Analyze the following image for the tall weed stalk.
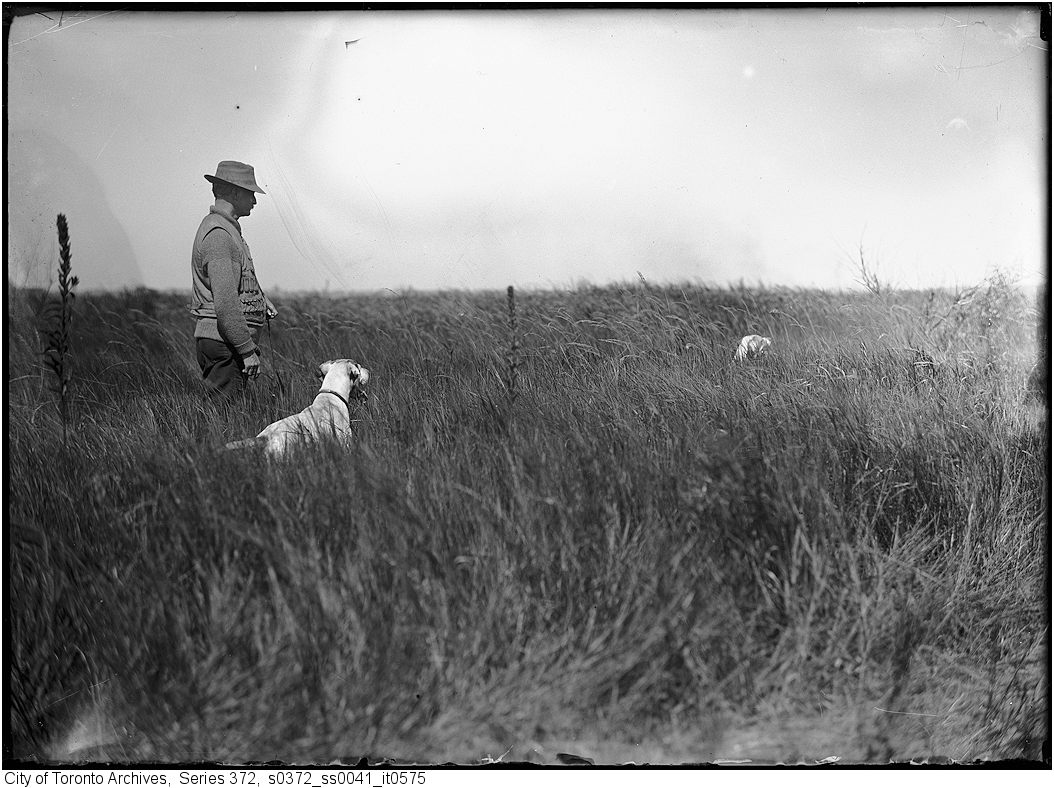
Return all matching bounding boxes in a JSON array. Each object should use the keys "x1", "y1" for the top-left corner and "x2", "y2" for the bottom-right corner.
[
  {"x1": 39, "y1": 214, "x2": 79, "y2": 446},
  {"x1": 504, "y1": 285, "x2": 520, "y2": 409}
]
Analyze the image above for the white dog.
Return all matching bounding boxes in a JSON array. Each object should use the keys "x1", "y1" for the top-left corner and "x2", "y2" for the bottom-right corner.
[
  {"x1": 734, "y1": 334, "x2": 772, "y2": 362},
  {"x1": 226, "y1": 359, "x2": 369, "y2": 457}
]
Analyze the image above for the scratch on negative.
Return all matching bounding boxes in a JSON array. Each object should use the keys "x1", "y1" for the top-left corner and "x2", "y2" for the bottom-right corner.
[
  {"x1": 10, "y1": 9, "x2": 124, "y2": 47},
  {"x1": 873, "y1": 706, "x2": 943, "y2": 717},
  {"x1": 45, "y1": 677, "x2": 115, "y2": 709},
  {"x1": 96, "y1": 125, "x2": 121, "y2": 161}
]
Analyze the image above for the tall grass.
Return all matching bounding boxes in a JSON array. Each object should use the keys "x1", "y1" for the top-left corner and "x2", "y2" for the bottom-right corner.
[{"x1": 4, "y1": 277, "x2": 1047, "y2": 764}]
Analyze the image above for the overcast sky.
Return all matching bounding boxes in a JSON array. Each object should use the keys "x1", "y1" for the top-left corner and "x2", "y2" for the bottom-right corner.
[{"x1": 6, "y1": 6, "x2": 1049, "y2": 293}]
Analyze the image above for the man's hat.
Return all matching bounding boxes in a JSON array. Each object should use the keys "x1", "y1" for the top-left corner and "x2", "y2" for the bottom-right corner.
[{"x1": 204, "y1": 161, "x2": 266, "y2": 194}]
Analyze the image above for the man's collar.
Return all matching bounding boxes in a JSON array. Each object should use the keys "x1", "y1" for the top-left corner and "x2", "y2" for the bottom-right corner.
[{"x1": 210, "y1": 201, "x2": 242, "y2": 232}]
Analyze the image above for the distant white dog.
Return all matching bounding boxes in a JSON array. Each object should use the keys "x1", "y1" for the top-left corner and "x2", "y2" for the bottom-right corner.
[
  {"x1": 226, "y1": 359, "x2": 369, "y2": 457},
  {"x1": 734, "y1": 334, "x2": 772, "y2": 362}
]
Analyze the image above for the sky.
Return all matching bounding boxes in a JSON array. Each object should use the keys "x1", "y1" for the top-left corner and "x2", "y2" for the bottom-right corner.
[{"x1": 5, "y1": 5, "x2": 1049, "y2": 294}]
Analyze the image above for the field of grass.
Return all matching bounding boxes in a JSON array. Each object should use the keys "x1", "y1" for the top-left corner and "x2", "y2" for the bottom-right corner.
[{"x1": 5, "y1": 275, "x2": 1049, "y2": 765}]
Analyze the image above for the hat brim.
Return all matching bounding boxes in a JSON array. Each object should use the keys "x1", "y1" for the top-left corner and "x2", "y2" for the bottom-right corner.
[{"x1": 204, "y1": 174, "x2": 266, "y2": 194}]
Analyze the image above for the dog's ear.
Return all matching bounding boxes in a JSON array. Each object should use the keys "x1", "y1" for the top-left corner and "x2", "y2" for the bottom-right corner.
[{"x1": 317, "y1": 361, "x2": 332, "y2": 380}]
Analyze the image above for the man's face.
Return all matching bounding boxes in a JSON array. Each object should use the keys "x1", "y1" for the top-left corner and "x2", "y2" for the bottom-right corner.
[{"x1": 229, "y1": 185, "x2": 257, "y2": 218}]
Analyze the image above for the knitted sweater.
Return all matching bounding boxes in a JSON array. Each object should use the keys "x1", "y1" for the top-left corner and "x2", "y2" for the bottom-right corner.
[{"x1": 188, "y1": 205, "x2": 266, "y2": 358}]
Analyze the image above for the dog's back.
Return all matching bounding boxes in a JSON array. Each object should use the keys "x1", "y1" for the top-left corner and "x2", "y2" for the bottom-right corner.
[
  {"x1": 735, "y1": 334, "x2": 772, "y2": 362},
  {"x1": 256, "y1": 395, "x2": 350, "y2": 456}
]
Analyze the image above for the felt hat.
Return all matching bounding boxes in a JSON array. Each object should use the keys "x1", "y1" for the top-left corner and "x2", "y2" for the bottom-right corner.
[{"x1": 204, "y1": 161, "x2": 266, "y2": 194}]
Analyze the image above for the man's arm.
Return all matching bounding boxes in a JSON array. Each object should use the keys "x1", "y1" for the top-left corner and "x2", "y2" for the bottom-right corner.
[{"x1": 201, "y1": 229, "x2": 259, "y2": 363}]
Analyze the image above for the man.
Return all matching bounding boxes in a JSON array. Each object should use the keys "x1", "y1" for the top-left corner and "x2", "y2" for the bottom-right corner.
[{"x1": 189, "y1": 160, "x2": 277, "y2": 398}]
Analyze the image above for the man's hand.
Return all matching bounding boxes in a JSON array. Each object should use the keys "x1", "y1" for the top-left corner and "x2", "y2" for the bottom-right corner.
[
  {"x1": 242, "y1": 351, "x2": 261, "y2": 379},
  {"x1": 265, "y1": 298, "x2": 279, "y2": 320}
]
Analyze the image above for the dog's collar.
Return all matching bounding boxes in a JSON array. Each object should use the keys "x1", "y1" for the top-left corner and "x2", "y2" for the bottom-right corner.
[{"x1": 317, "y1": 388, "x2": 352, "y2": 412}]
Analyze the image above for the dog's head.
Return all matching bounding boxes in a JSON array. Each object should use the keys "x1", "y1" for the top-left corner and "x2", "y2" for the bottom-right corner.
[{"x1": 317, "y1": 359, "x2": 370, "y2": 401}]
